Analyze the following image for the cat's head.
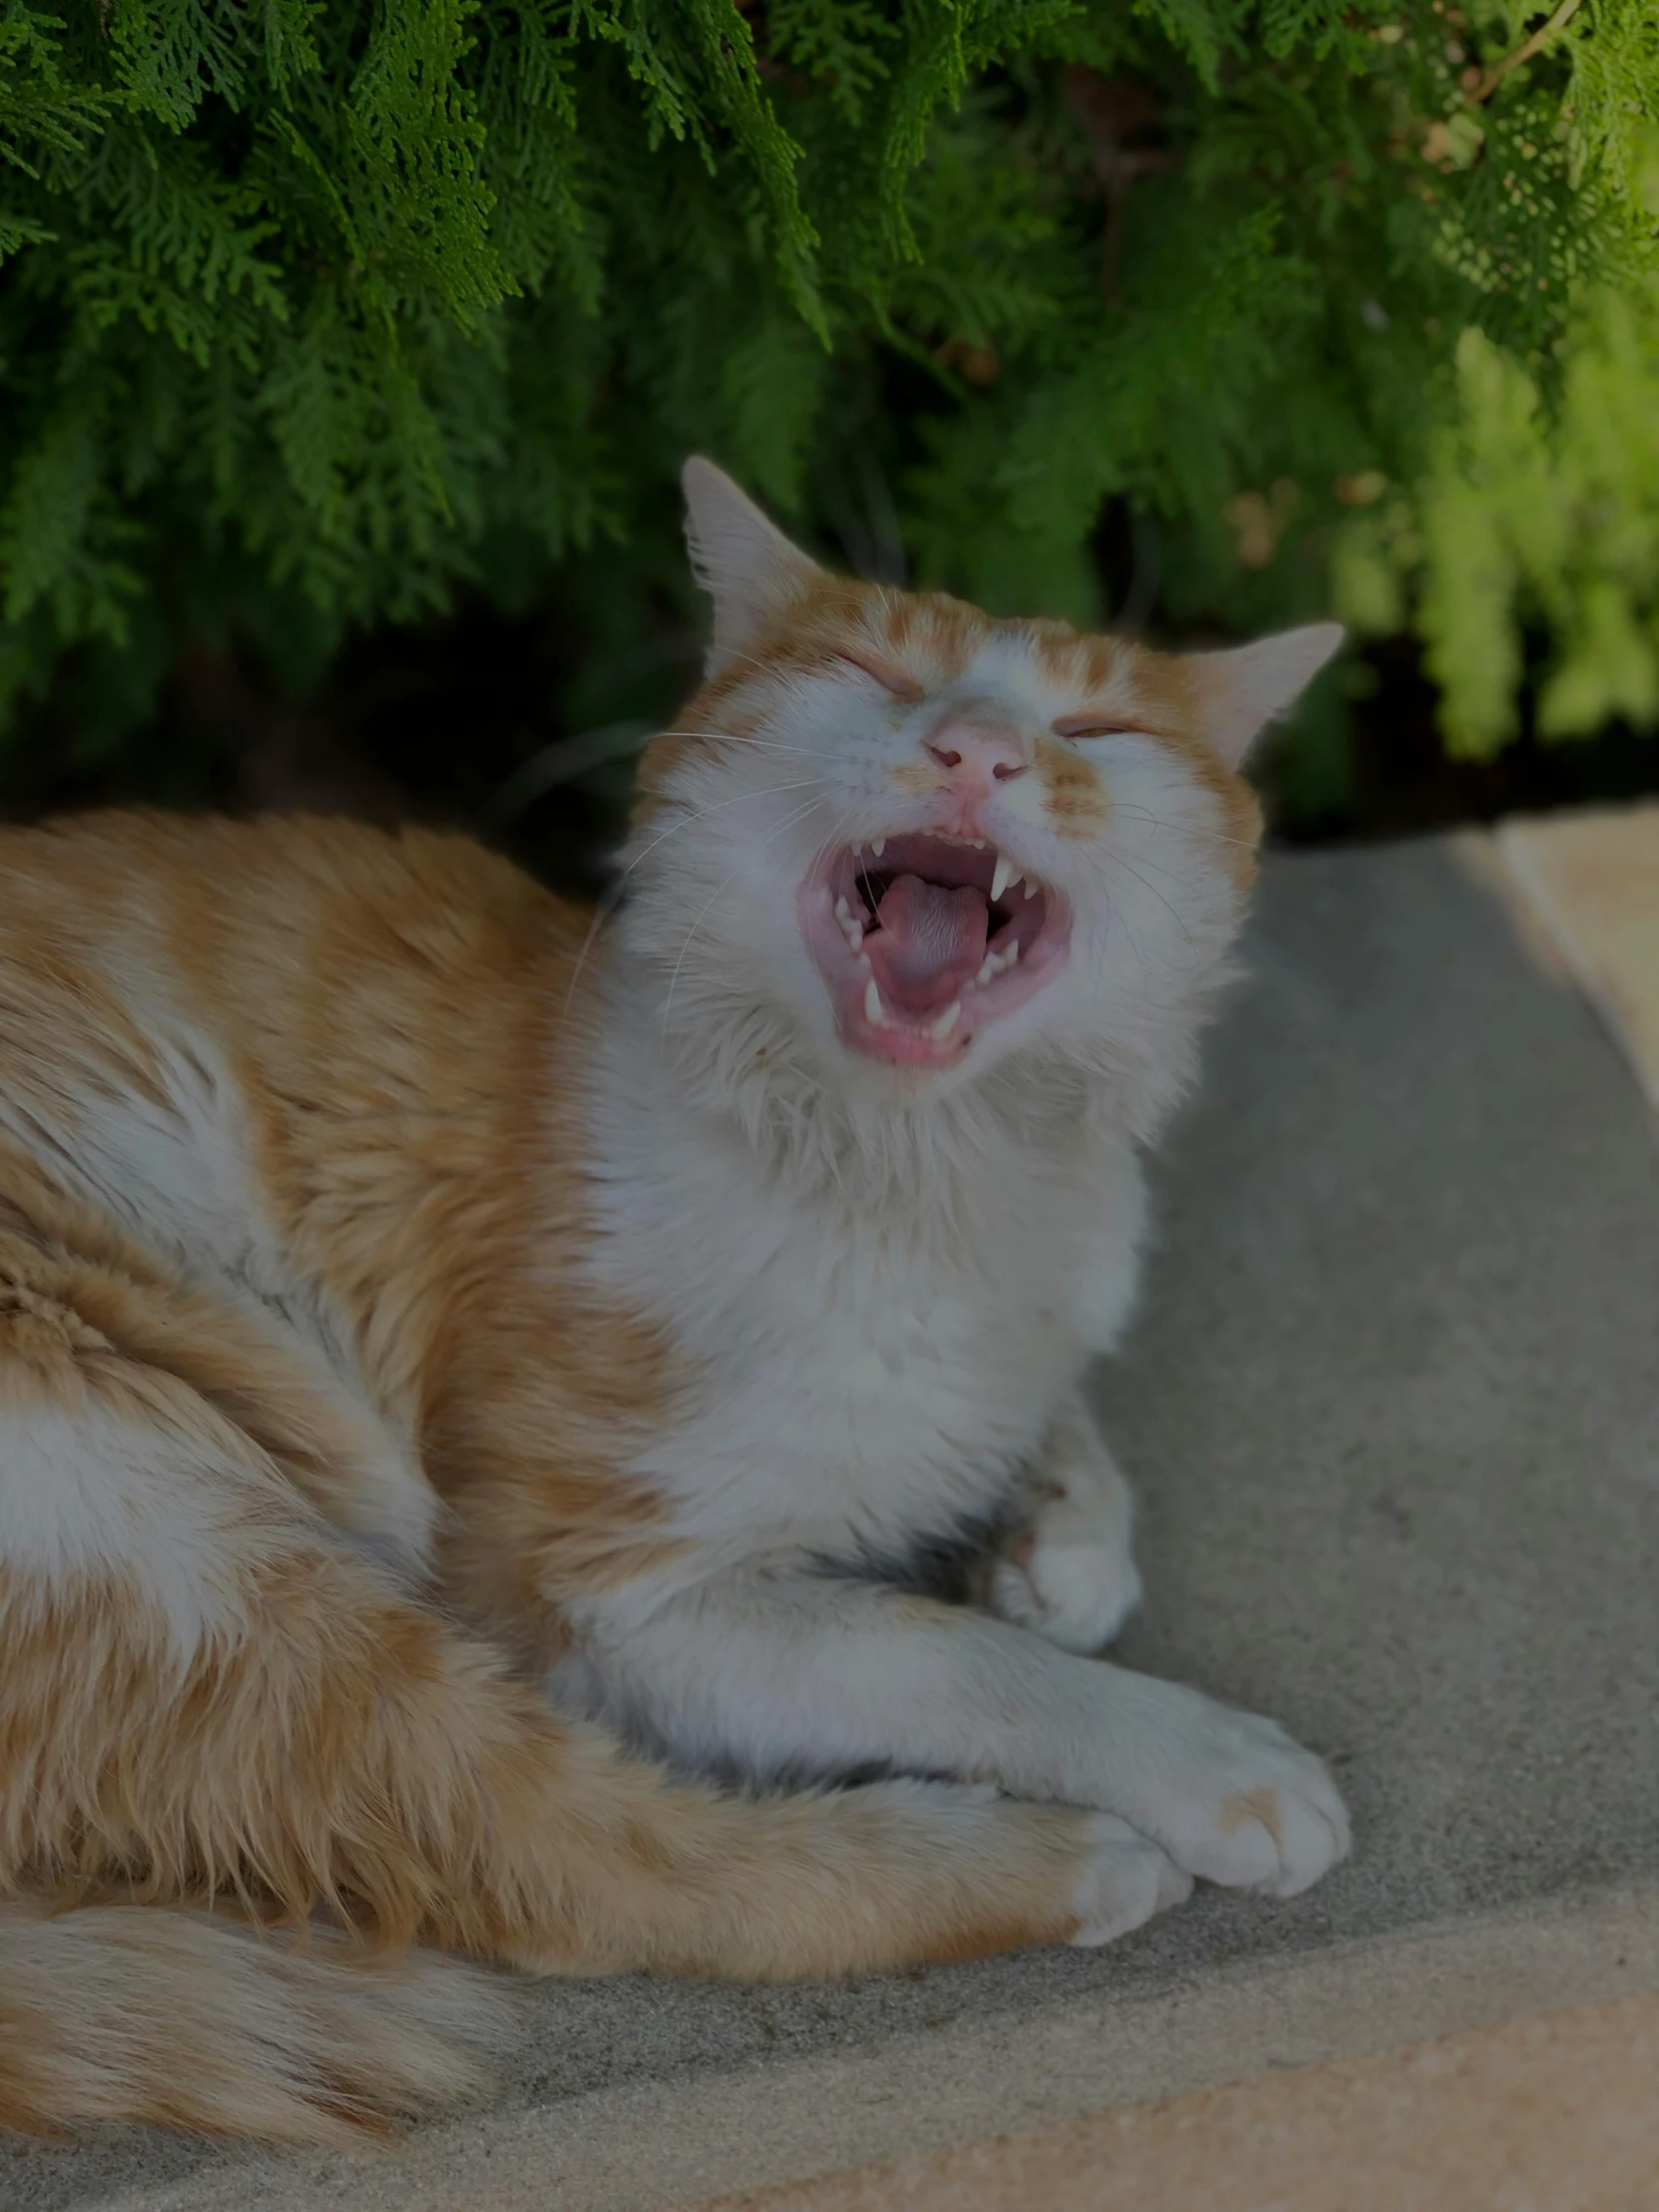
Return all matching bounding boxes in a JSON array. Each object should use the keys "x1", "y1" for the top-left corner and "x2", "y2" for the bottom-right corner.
[{"x1": 619, "y1": 459, "x2": 1339, "y2": 1125}]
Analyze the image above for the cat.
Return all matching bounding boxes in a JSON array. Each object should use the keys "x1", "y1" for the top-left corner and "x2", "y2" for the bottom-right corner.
[{"x1": 0, "y1": 460, "x2": 1348, "y2": 2145}]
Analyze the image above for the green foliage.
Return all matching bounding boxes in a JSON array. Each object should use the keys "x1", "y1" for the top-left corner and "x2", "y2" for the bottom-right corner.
[
  {"x1": 1336, "y1": 287, "x2": 1659, "y2": 755},
  {"x1": 1, "y1": 0, "x2": 1656, "y2": 779}
]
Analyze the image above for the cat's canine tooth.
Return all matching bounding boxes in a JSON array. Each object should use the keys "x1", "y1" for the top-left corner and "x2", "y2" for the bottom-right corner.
[
  {"x1": 871, "y1": 836, "x2": 885, "y2": 858},
  {"x1": 929, "y1": 1000, "x2": 962, "y2": 1039},
  {"x1": 863, "y1": 977, "x2": 887, "y2": 1027},
  {"x1": 990, "y1": 852, "x2": 1013, "y2": 903},
  {"x1": 1022, "y1": 878, "x2": 1037, "y2": 899}
]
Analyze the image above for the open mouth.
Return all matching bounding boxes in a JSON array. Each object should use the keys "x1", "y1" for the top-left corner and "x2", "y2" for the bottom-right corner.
[{"x1": 799, "y1": 832, "x2": 1072, "y2": 1068}]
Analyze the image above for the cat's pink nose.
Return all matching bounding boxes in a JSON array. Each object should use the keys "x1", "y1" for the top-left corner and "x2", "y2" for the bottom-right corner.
[{"x1": 923, "y1": 721, "x2": 1028, "y2": 788}]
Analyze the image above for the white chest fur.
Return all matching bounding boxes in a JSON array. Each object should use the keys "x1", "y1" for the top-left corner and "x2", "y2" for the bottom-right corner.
[{"x1": 582, "y1": 1026, "x2": 1149, "y2": 1575}]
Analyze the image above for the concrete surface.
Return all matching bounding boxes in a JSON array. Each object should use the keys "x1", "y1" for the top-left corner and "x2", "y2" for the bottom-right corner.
[
  {"x1": 1474, "y1": 801, "x2": 1659, "y2": 1110},
  {"x1": 6, "y1": 835, "x2": 1659, "y2": 2211},
  {"x1": 698, "y1": 1982, "x2": 1659, "y2": 2212}
]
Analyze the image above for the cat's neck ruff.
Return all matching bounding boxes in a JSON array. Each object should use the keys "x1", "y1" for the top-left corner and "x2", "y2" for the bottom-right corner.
[
  {"x1": 590, "y1": 947, "x2": 1159, "y2": 1241},
  {"x1": 596, "y1": 886, "x2": 1223, "y2": 1232}
]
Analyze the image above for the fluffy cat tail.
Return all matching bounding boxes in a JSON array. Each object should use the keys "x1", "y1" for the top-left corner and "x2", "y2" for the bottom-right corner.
[{"x1": 0, "y1": 1900, "x2": 511, "y2": 2147}]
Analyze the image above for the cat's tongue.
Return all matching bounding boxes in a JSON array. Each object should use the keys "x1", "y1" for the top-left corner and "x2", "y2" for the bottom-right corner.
[{"x1": 865, "y1": 874, "x2": 989, "y2": 1016}]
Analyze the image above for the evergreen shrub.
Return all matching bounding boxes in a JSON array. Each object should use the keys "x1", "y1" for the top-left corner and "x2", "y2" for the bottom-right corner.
[{"x1": 2, "y1": 2, "x2": 1655, "y2": 812}]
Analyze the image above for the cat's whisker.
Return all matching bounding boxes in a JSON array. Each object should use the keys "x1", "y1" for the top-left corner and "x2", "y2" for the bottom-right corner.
[
  {"x1": 1097, "y1": 841, "x2": 1198, "y2": 954},
  {"x1": 802, "y1": 802, "x2": 859, "y2": 895},
  {"x1": 647, "y1": 730, "x2": 822, "y2": 757},
  {"x1": 1107, "y1": 803, "x2": 1259, "y2": 851},
  {"x1": 1098, "y1": 886, "x2": 1152, "y2": 995},
  {"x1": 1095, "y1": 839, "x2": 1207, "y2": 895},
  {"x1": 628, "y1": 780, "x2": 826, "y2": 870}
]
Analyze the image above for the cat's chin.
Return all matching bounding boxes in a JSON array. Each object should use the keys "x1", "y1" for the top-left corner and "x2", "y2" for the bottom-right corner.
[{"x1": 798, "y1": 832, "x2": 1072, "y2": 1072}]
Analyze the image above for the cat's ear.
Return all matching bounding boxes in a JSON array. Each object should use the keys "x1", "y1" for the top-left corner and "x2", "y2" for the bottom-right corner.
[
  {"x1": 1191, "y1": 623, "x2": 1345, "y2": 769},
  {"x1": 682, "y1": 458, "x2": 825, "y2": 676}
]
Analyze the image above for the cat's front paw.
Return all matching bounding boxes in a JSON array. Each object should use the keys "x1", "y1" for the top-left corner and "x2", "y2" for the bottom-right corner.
[
  {"x1": 1109, "y1": 1679, "x2": 1351, "y2": 1899},
  {"x1": 990, "y1": 1517, "x2": 1143, "y2": 1654},
  {"x1": 1066, "y1": 1813, "x2": 1192, "y2": 1946},
  {"x1": 988, "y1": 1397, "x2": 1141, "y2": 1654}
]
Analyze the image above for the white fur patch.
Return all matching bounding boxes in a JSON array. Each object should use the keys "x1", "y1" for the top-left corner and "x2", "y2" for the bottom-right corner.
[
  {"x1": 0, "y1": 1405, "x2": 275, "y2": 1656},
  {"x1": 0, "y1": 1013, "x2": 435, "y2": 1581},
  {"x1": 1068, "y1": 1814, "x2": 1192, "y2": 1944}
]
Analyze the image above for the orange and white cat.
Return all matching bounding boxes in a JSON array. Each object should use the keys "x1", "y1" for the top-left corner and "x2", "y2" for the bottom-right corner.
[{"x1": 0, "y1": 461, "x2": 1348, "y2": 2144}]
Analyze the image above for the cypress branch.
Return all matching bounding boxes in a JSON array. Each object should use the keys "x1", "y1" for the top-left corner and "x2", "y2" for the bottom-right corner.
[{"x1": 0, "y1": 0, "x2": 1653, "y2": 777}]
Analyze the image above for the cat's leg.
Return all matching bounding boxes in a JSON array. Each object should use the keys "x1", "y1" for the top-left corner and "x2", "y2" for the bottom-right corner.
[
  {"x1": 6, "y1": 1553, "x2": 1184, "y2": 1978},
  {"x1": 566, "y1": 1571, "x2": 1350, "y2": 1900},
  {"x1": 980, "y1": 1138, "x2": 1149, "y2": 1653},
  {"x1": 986, "y1": 1389, "x2": 1142, "y2": 1653},
  {"x1": 0, "y1": 1251, "x2": 1187, "y2": 1984}
]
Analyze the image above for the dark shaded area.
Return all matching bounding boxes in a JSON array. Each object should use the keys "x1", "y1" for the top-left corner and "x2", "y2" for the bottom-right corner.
[
  {"x1": 0, "y1": 598, "x2": 691, "y2": 901},
  {"x1": 1270, "y1": 633, "x2": 1659, "y2": 845}
]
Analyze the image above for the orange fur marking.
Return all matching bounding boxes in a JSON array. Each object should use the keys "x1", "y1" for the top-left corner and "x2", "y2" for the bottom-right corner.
[
  {"x1": 1034, "y1": 734, "x2": 1112, "y2": 835},
  {"x1": 1219, "y1": 1786, "x2": 1286, "y2": 1849},
  {"x1": 890, "y1": 758, "x2": 944, "y2": 800}
]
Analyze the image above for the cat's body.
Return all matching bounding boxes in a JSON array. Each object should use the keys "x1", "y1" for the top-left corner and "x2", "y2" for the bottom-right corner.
[{"x1": 0, "y1": 464, "x2": 1348, "y2": 2144}]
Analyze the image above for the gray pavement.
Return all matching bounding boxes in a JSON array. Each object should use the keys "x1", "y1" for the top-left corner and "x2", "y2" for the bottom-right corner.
[{"x1": 7, "y1": 835, "x2": 1658, "y2": 2211}]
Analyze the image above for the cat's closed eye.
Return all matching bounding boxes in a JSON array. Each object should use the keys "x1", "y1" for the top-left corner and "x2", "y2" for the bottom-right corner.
[
  {"x1": 1051, "y1": 716, "x2": 1145, "y2": 745},
  {"x1": 833, "y1": 651, "x2": 923, "y2": 702}
]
